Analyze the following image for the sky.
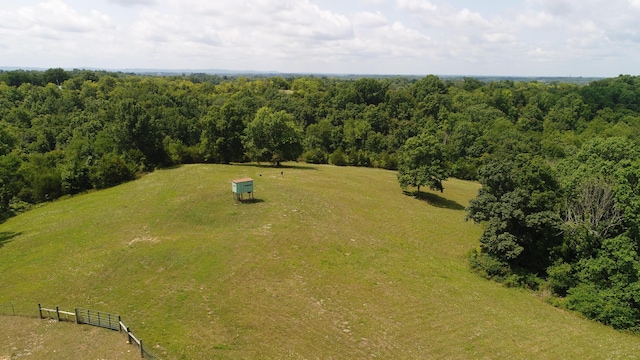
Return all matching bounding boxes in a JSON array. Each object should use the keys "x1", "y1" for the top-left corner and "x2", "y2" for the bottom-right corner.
[{"x1": 0, "y1": 0, "x2": 639, "y2": 77}]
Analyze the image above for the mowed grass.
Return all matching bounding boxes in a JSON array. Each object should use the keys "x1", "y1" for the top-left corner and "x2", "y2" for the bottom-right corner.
[
  {"x1": 0, "y1": 316, "x2": 141, "y2": 359},
  {"x1": 0, "y1": 163, "x2": 639, "y2": 359}
]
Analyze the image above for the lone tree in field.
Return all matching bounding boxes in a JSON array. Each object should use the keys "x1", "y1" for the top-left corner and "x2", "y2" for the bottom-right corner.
[
  {"x1": 243, "y1": 107, "x2": 303, "y2": 166},
  {"x1": 397, "y1": 132, "x2": 449, "y2": 194}
]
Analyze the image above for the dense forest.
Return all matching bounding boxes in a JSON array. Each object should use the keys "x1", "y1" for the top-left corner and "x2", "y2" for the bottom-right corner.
[{"x1": 2, "y1": 68, "x2": 640, "y2": 330}]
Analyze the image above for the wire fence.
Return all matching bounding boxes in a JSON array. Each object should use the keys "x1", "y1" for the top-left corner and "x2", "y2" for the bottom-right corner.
[
  {"x1": 76, "y1": 307, "x2": 120, "y2": 331},
  {"x1": 120, "y1": 319, "x2": 162, "y2": 360},
  {"x1": 37, "y1": 304, "x2": 161, "y2": 359}
]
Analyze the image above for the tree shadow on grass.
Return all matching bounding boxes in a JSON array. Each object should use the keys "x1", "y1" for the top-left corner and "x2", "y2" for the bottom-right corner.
[
  {"x1": 0, "y1": 232, "x2": 21, "y2": 249},
  {"x1": 403, "y1": 190, "x2": 465, "y2": 211},
  {"x1": 232, "y1": 162, "x2": 318, "y2": 171}
]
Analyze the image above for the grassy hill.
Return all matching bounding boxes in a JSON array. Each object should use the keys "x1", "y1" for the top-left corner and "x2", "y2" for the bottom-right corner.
[
  {"x1": 1, "y1": 163, "x2": 639, "y2": 359},
  {"x1": 0, "y1": 316, "x2": 140, "y2": 359}
]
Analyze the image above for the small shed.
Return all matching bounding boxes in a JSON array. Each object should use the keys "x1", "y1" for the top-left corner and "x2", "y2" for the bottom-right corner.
[{"x1": 232, "y1": 178, "x2": 254, "y2": 201}]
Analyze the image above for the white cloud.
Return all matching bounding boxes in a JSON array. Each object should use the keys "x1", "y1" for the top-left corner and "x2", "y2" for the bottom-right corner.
[
  {"x1": 397, "y1": 0, "x2": 496, "y2": 29},
  {"x1": 1, "y1": 0, "x2": 639, "y2": 76},
  {"x1": 483, "y1": 33, "x2": 516, "y2": 43},
  {"x1": 122, "y1": 0, "x2": 362, "y2": 70},
  {"x1": 171, "y1": 0, "x2": 354, "y2": 42},
  {"x1": 0, "y1": 1, "x2": 128, "y2": 68},
  {"x1": 521, "y1": 0, "x2": 640, "y2": 51},
  {"x1": 526, "y1": 46, "x2": 557, "y2": 61},
  {"x1": 527, "y1": 0, "x2": 575, "y2": 16},
  {"x1": 391, "y1": 0, "x2": 640, "y2": 74},
  {"x1": 108, "y1": 0, "x2": 158, "y2": 7},
  {"x1": 515, "y1": 10, "x2": 555, "y2": 29},
  {"x1": 353, "y1": 11, "x2": 389, "y2": 27},
  {"x1": 397, "y1": 0, "x2": 437, "y2": 12},
  {"x1": 353, "y1": 21, "x2": 434, "y2": 57},
  {"x1": 132, "y1": 9, "x2": 184, "y2": 43},
  {"x1": 0, "y1": 0, "x2": 112, "y2": 33},
  {"x1": 454, "y1": 8, "x2": 493, "y2": 28}
]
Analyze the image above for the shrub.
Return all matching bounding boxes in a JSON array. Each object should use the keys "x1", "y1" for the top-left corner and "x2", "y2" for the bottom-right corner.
[
  {"x1": 467, "y1": 249, "x2": 510, "y2": 279},
  {"x1": 301, "y1": 148, "x2": 328, "y2": 164},
  {"x1": 565, "y1": 284, "x2": 640, "y2": 330},
  {"x1": 377, "y1": 152, "x2": 397, "y2": 170},
  {"x1": 468, "y1": 249, "x2": 543, "y2": 289},
  {"x1": 546, "y1": 262, "x2": 576, "y2": 296},
  {"x1": 90, "y1": 154, "x2": 135, "y2": 189},
  {"x1": 450, "y1": 159, "x2": 477, "y2": 180},
  {"x1": 329, "y1": 148, "x2": 348, "y2": 166},
  {"x1": 348, "y1": 149, "x2": 371, "y2": 167},
  {"x1": 60, "y1": 162, "x2": 91, "y2": 195},
  {"x1": 29, "y1": 171, "x2": 62, "y2": 203}
]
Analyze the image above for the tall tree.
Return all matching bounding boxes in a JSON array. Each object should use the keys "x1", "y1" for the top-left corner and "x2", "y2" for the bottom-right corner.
[
  {"x1": 111, "y1": 99, "x2": 165, "y2": 169},
  {"x1": 200, "y1": 102, "x2": 247, "y2": 163},
  {"x1": 42, "y1": 68, "x2": 70, "y2": 86},
  {"x1": 466, "y1": 155, "x2": 563, "y2": 273},
  {"x1": 243, "y1": 107, "x2": 303, "y2": 166},
  {"x1": 396, "y1": 132, "x2": 449, "y2": 193}
]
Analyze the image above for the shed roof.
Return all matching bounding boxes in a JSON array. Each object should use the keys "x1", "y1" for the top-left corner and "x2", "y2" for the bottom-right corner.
[{"x1": 232, "y1": 178, "x2": 253, "y2": 183}]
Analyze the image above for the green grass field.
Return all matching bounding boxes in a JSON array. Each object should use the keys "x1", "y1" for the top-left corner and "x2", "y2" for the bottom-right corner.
[
  {"x1": 1, "y1": 163, "x2": 639, "y2": 359},
  {"x1": 0, "y1": 316, "x2": 140, "y2": 359}
]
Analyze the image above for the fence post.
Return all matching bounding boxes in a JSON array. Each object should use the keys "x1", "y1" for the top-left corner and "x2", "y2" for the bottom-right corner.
[
  {"x1": 140, "y1": 339, "x2": 144, "y2": 358},
  {"x1": 74, "y1": 308, "x2": 80, "y2": 324},
  {"x1": 55, "y1": 306, "x2": 60, "y2": 322},
  {"x1": 38, "y1": 304, "x2": 42, "y2": 319},
  {"x1": 127, "y1": 327, "x2": 131, "y2": 344},
  {"x1": 11, "y1": 302, "x2": 15, "y2": 316},
  {"x1": 118, "y1": 316, "x2": 122, "y2": 332}
]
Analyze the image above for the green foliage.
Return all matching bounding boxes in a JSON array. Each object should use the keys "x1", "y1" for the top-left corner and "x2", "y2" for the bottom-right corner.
[
  {"x1": 468, "y1": 248, "x2": 545, "y2": 289},
  {"x1": 303, "y1": 118, "x2": 333, "y2": 152},
  {"x1": 575, "y1": 236, "x2": 639, "y2": 289},
  {"x1": 89, "y1": 154, "x2": 135, "y2": 189},
  {"x1": 374, "y1": 151, "x2": 397, "y2": 170},
  {"x1": 0, "y1": 154, "x2": 23, "y2": 218},
  {"x1": 42, "y1": 68, "x2": 70, "y2": 86},
  {"x1": 18, "y1": 153, "x2": 62, "y2": 203},
  {"x1": 0, "y1": 126, "x2": 17, "y2": 156},
  {"x1": 467, "y1": 248, "x2": 510, "y2": 279},
  {"x1": 243, "y1": 107, "x2": 303, "y2": 166},
  {"x1": 614, "y1": 159, "x2": 640, "y2": 233},
  {"x1": 200, "y1": 101, "x2": 248, "y2": 163},
  {"x1": 347, "y1": 148, "x2": 372, "y2": 167},
  {"x1": 6, "y1": 69, "x2": 640, "y2": 331},
  {"x1": 396, "y1": 132, "x2": 449, "y2": 193},
  {"x1": 60, "y1": 160, "x2": 91, "y2": 195},
  {"x1": 466, "y1": 155, "x2": 563, "y2": 273},
  {"x1": 301, "y1": 148, "x2": 328, "y2": 164},
  {"x1": 110, "y1": 99, "x2": 166, "y2": 169},
  {"x1": 352, "y1": 78, "x2": 388, "y2": 106},
  {"x1": 468, "y1": 131, "x2": 640, "y2": 330},
  {"x1": 328, "y1": 147, "x2": 348, "y2": 166},
  {"x1": 4, "y1": 163, "x2": 640, "y2": 359},
  {"x1": 546, "y1": 262, "x2": 576, "y2": 296},
  {"x1": 164, "y1": 137, "x2": 203, "y2": 165},
  {"x1": 565, "y1": 284, "x2": 640, "y2": 330}
]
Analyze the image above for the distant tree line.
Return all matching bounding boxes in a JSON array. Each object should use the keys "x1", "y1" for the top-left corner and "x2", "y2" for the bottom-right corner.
[{"x1": 3, "y1": 69, "x2": 640, "y2": 329}]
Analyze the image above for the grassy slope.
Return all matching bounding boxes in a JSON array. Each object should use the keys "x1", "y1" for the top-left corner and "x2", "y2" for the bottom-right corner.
[
  {"x1": 0, "y1": 163, "x2": 639, "y2": 359},
  {"x1": 0, "y1": 316, "x2": 141, "y2": 360}
]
